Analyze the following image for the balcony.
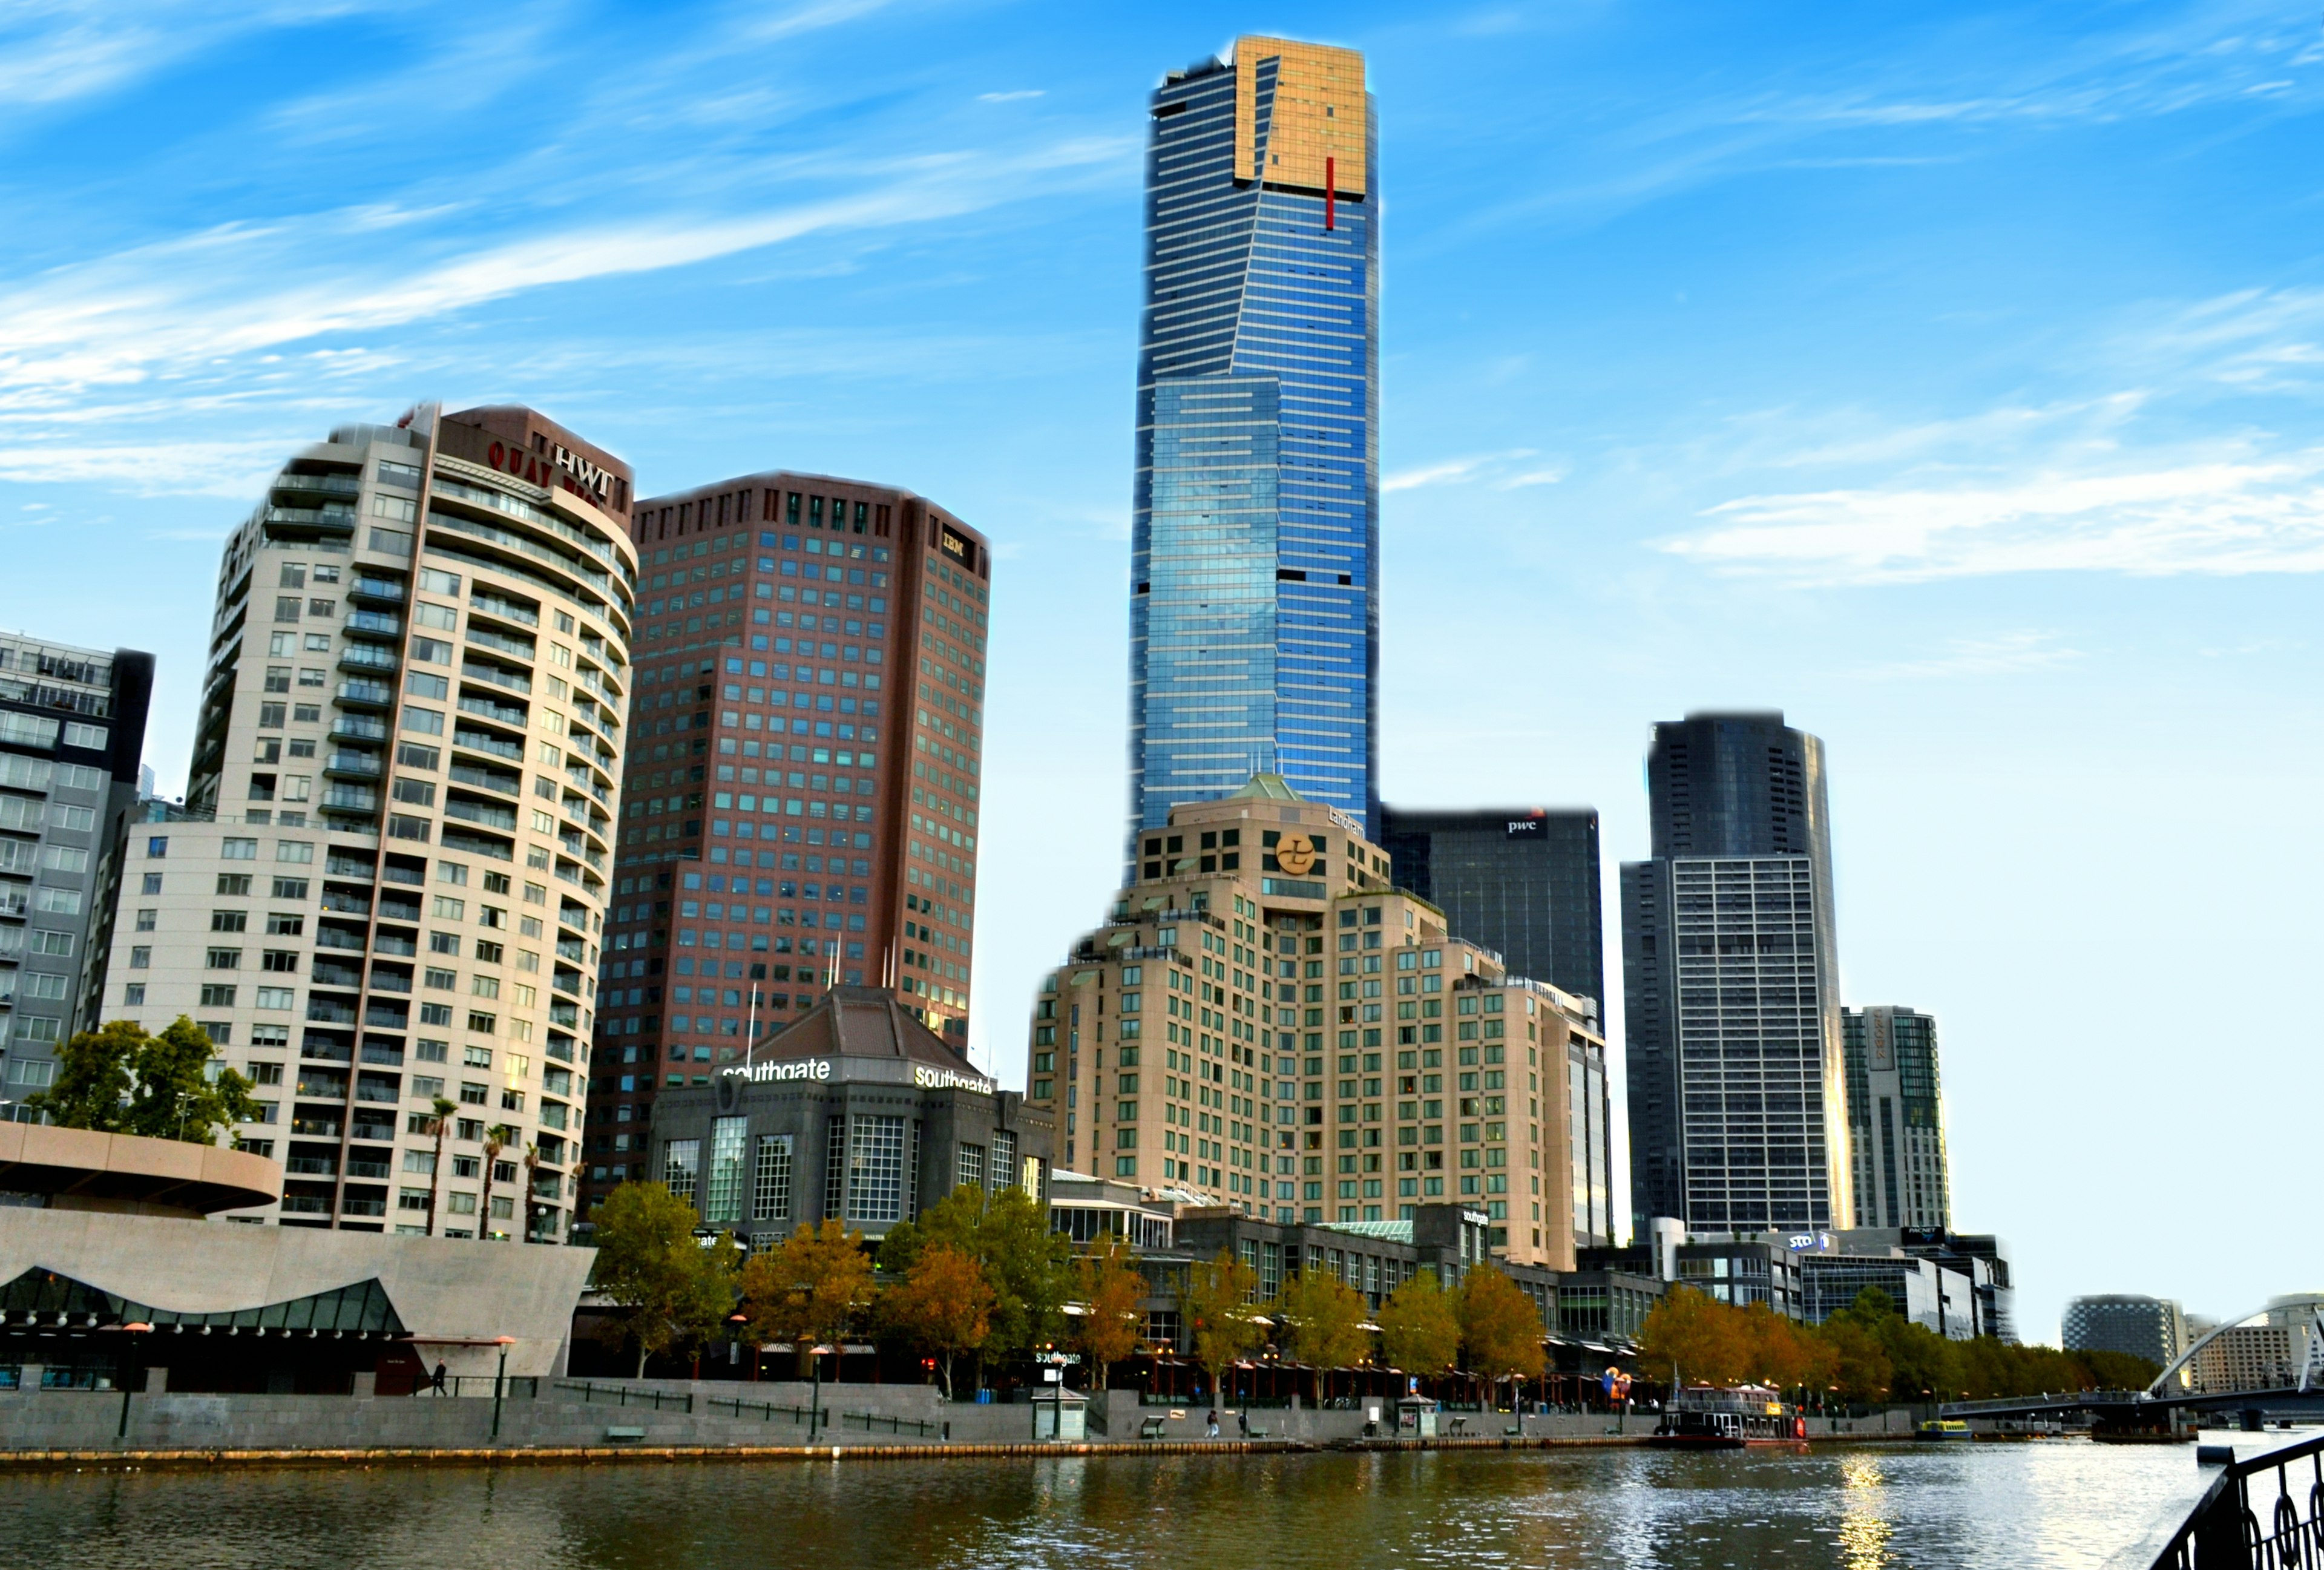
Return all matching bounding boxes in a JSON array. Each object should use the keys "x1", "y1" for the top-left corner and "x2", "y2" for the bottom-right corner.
[
  {"x1": 324, "y1": 751, "x2": 382, "y2": 780},
  {"x1": 348, "y1": 1116, "x2": 396, "y2": 1142},
  {"x1": 279, "y1": 1194, "x2": 332, "y2": 1214},
  {"x1": 340, "y1": 1197, "x2": 387, "y2": 1218},
  {"x1": 451, "y1": 726, "x2": 523, "y2": 762},
  {"x1": 285, "y1": 1156, "x2": 338, "y2": 1177},
  {"x1": 372, "y1": 929, "x2": 416, "y2": 956},
  {"x1": 321, "y1": 785, "x2": 378, "y2": 812},
  {"x1": 288, "y1": 1116, "x2": 342, "y2": 1138},
  {"x1": 445, "y1": 796, "x2": 517, "y2": 832},
  {"x1": 349, "y1": 576, "x2": 407, "y2": 605},
  {"x1": 335, "y1": 679, "x2": 393, "y2": 709},
  {"x1": 338, "y1": 645, "x2": 397, "y2": 675},
  {"x1": 305, "y1": 999, "x2": 356, "y2": 1025},
  {"x1": 320, "y1": 890, "x2": 372, "y2": 917},
  {"x1": 330, "y1": 713, "x2": 388, "y2": 743},
  {"x1": 450, "y1": 761, "x2": 519, "y2": 796},
  {"x1": 347, "y1": 609, "x2": 402, "y2": 638},
  {"x1": 466, "y1": 626, "x2": 536, "y2": 660},
  {"x1": 272, "y1": 471, "x2": 361, "y2": 501},
  {"x1": 263, "y1": 504, "x2": 356, "y2": 532},
  {"x1": 301, "y1": 1037, "x2": 353, "y2": 1064},
  {"x1": 461, "y1": 660, "x2": 531, "y2": 696},
  {"x1": 456, "y1": 693, "x2": 527, "y2": 728},
  {"x1": 378, "y1": 893, "x2": 420, "y2": 922},
  {"x1": 346, "y1": 1159, "x2": 391, "y2": 1180},
  {"x1": 469, "y1": 593, "x2": 540, "y2": 629}
]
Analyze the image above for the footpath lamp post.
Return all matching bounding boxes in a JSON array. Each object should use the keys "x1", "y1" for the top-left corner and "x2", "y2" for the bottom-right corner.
[
  {"x1": 116, "y1": 1322, "x2": 153, "y2": 1441},
  {"x1": 489, "y1": 1336, "x2": 515, "y2": 1442}
]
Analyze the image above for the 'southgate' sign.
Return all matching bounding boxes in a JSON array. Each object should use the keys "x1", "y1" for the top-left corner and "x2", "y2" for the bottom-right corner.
[
  {"x1": 723, "y1": 1059, "x2": 832, "y2": 1083},
  {"x1": 914, "y1": 1065, "x2": 994, "y2": 1095}
]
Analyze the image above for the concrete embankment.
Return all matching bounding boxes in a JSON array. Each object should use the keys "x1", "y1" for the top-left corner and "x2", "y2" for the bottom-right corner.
[{"x1": 0, "y1": 1379, "x2": 1922, "y2": 1469}]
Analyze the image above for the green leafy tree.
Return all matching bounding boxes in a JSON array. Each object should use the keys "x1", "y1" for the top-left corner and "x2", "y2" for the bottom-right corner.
[
  {"x1": 741, "y1": 1217, "x2": 878, "y2": 1375},
  {"x1": 1270, "y1": 1267, "x2": 1371, "y2": 1400},
  {"x1": 29, "y1": 1017, "x2": 258, "y2": 1143},
  {"x1": 1070, "y1": 1238, "x2": 1147, "y2": 1393},
  {"x1": 882, "y1": 1243, "x2": 994, "y2": 1399},
  {"x1": 1378, "y1": 1268, "x2": 1462, "y2": 1378},
  {"x1": 587, "y1": 1181, "x2": 741, "y2": 1376},
  {"x1": 1181, "y1": 1249, "x2": 1263, "y2": 1407},
  {"x1": 913, "y1": 1183, "x2": 1072, "y2": 1370}
]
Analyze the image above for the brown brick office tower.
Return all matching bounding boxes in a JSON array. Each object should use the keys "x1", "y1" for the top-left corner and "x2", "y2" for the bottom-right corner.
[{"x1": 582, "y1": 475, "x2": 991, "y2": 1206}]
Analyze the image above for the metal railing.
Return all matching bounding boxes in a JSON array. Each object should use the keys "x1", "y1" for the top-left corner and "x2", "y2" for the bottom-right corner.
[
  {"x1": 845, "y1": 1410, "x2": 942, "y2": 1437},
  {"x1": 707, "y1": 1393, "x2": 816, "y2": 1425},
  {"x1": 418, "y1": 1376, "x2": 542, "y2": 1399},
  {"x1": 2145, "y1": 1431, "x2": 2324, "y2": 1569},
  {"x1": 554, "y1": 1379, "x2": 692, "y2": 1412}
]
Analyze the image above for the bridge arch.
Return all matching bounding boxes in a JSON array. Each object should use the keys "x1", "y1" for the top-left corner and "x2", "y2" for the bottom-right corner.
[{"x1": 2146, "y1": 1293, "x2": 2324, "y2": 1396}]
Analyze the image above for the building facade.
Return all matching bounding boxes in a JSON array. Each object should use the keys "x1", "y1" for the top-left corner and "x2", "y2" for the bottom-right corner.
[
  {"x1": 1798, "y1": 1248, "x2": 1977, "y2": 1341},
  {"x1": 648, "y1": 987, "x2": 1049, "y2": 1248},
  {"x1": 0, "y1": 636, "x2": 152, "y2": 1099},
  {"x1": 92, "y1": 404, "x2": 635, "y2": 1240},
  {"x1": 1379, "y1": 807, "x2": 1604, "y2": 1013},
  {"x1": 1024, "y1": 775, "x2": 1613, "y2": 1270},
  {"x1": 583, "y1": 472, "x2": 990, "y2": 1215},
  {"x1": 1129, "y1": 36, "x2": 1380, "y2": 839},
  {"x1": 1621, "y1": 711, "x2": 1851, "y2": 1238},
  {"x1": 1842, "y1": 1006, "x2": 1951, "y2": 1231},
  {"x1": 2063, "y1": 1293, "x2": 2188, "y2": 1368}
]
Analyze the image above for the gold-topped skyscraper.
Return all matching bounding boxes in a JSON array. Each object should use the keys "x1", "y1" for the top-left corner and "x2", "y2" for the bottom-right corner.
[{"x1": 1129, "y1": 37, "x2": 1380, "y2": 844}]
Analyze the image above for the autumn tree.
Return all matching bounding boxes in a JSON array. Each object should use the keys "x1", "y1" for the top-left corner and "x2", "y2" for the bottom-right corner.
[
  {"x1": 30, "y1": 1017, "x2": 258, "y2": 1143},
  {"x1": 1637, "y1": 1285, "x2": 1749, "y2": 1390},
  {"x1": 741, "y1": 1217, "x2": 878, "y2": 1375},
  {"x1": 1271, "y1": 1267, "x2": 1371, "y2": 1401},
  {"x1": 1071, "y1": 1239, "x2": 1147, "y2": 1392},
  {"x1": 1181, "y1": 1249, "x2": 1262, "y2": 1407},
  {"x1": 588, "y1": 1182, "x2": 742, "y2": 1376},
  {"x1": 883, "y1": 1243, "x2": 994, "y2": 1399},
  {"x1": 1459, "y1": 1264, "x2": 1546, "y2": 1405}
]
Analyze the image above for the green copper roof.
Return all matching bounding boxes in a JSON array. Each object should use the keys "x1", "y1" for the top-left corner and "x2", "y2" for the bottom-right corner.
[{"x1": 1226, "y1": 773, "x2": 1308, "y2": 801}]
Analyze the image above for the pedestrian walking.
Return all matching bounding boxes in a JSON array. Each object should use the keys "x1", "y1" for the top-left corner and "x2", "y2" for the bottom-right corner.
[{"x1": 1206, "y1": 1408, "x2": 1219, "y2": 1439}]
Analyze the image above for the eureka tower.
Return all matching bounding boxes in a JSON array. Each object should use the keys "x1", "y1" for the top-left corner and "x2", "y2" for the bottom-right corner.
[{"x1": 1128, "y1": 36, "x2": 1379, "y2": 841}]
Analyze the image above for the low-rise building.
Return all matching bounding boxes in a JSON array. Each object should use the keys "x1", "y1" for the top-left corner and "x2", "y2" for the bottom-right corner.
[
  {"x1": 1797, "y1": 1246, "x2": 1976, "y2": 1341},
  {"x1": 643, "y1": 985, "x2": 1051, "y2": 1249},
  {"x1": 1025, "y1": 775, "x2": 1612, "y2": 1270}
]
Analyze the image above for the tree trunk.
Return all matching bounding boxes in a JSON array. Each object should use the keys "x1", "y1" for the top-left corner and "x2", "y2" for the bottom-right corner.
[
  {"x1": 635, "y1": 1341, "x2": 649, "y2": 1378},
  {"x1": 428, "y1": 1126, "x2": 446, "y2": 1237}
]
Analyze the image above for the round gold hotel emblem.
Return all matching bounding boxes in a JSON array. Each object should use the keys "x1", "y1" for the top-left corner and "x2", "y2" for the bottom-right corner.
[{"x1": 1275, "y1": 835, "x2": 1316, "y2": 875}]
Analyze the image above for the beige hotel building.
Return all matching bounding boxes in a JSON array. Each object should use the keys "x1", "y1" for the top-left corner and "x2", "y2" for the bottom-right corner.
[
  {"x1": 1025, "y1": 777, "x2": 1612, "y2": 1270},
  {"x1": 95, "y1": 404, "x2": 632, "y2": 1240}
]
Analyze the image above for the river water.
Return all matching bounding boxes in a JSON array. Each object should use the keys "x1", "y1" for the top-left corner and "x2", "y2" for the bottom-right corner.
[{"x1": 7, "y1": 1434, "x2": 2306, "y2": 1569}]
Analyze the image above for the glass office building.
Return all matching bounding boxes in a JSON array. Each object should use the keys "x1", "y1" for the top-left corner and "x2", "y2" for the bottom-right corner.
[{"x1": 1129, "y1": 36, "x2": 1380, "y2": 841}]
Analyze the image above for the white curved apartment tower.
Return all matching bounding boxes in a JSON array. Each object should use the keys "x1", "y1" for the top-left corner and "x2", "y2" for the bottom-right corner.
[{"x1": 104, "y1": 404, "x2": 635, "y2": 1239}]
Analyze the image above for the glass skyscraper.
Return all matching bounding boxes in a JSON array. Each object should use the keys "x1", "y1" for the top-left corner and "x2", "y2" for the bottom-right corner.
[
  {"x1": 1621, "y1": 712, "x2": 1853, "y2": 1237},
  {"x1": 1128, "y1": 36, "x2": 1379, "y2": 841}
]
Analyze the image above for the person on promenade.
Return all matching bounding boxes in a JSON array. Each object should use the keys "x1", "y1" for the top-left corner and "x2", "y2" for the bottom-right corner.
[
  {"x1": 1206, "y1": 1409, "x2": 1219, "y2": 1439},
  {"x1": 432, "y1": 1362, "x2": 448, "y2": 1396},
  {"x1": 1237, "y1": 1410, "x2": 1249, "y2": 1439}
]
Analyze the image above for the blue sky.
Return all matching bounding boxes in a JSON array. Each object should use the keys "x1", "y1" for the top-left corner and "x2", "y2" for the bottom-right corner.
[{"x1": 7, "y1": 0, "x2": 2322, "y2": 1346}]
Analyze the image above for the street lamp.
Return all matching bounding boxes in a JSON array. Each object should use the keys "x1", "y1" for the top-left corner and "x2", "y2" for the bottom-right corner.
[
  {"x1": 116, "y1": 1322, "x2": 153, "y2": 1440},
  {"x1": 490, "y1": 1336, "x2": 516, "y2": 1441}
]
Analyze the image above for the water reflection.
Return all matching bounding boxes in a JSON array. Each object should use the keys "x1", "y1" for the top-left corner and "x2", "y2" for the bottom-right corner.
[
  {"x1": 0, "y1": 1441, "x2": 2239, "y2": 1570},
  {"x1": 1838, "y1": 1454, "x2": 1892, "y2": 1568}
]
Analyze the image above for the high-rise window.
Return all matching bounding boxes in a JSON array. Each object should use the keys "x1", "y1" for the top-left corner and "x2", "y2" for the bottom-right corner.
[
  {"x1": 703, "y1": 1115, "x2": 746, "y2": 1223},
  {"x1": 849, "y1": 1114, "x2": 905, "y2": 1222},
  {"x1": 752, "y1": 1134, "x2": 793, "y2": 1221},
  {"x1": 663, "y1": 1138, "x2": 700, "y2": 1204}
]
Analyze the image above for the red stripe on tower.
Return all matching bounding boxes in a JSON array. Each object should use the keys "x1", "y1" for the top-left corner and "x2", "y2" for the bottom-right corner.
[{"x1": 1325, "y1": 156, "x2": 1336, "y2": 230}]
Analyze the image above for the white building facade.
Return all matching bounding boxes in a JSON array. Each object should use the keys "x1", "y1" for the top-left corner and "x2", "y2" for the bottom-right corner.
[{"x1": 102, "y1": 404, "x2": 635, "y2": 1241}]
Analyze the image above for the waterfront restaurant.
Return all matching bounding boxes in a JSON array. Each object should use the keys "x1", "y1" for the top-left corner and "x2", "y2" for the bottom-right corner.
[{"x1": 646, "y1": 986, "x2": 1053, "y2": 1248}]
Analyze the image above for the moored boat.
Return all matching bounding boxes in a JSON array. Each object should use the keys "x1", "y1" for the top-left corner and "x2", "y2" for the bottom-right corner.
[{"x1": 1650, "y1": 1384, "x2": 1810, "y2": 1450}]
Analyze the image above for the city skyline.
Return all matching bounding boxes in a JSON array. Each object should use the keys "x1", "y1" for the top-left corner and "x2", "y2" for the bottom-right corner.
[{"x1": 5, "y1": 1, "x2": 2320, "y2": 1344}]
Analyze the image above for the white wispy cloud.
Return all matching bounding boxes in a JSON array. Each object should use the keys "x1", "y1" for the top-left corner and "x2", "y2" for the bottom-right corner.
[
  {"x1": 0, "y1": 1, "x2": 398, "y2": 117},
  {"x1": 1857, "y1": 631, "x2": 2084, "y2": 680},
  {"x1": 1383, "y1": 448, "x2": 1547, "y2": 492},
  {"x1": 1669, "y1": 447, "x2": 2324, "y2": 585},
  {"x1": 977, "y1": 90, "x2": 1045, "y2": 103}
]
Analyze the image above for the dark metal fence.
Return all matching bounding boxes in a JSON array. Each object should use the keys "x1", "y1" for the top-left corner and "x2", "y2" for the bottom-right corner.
[
  {"x1": 2147, "y1": 1433, "x2": 2324, "y2": 1569},
  {"x1": 553, "y1": 1380, "x2": 692, "y2": 1413},
  {"x1": 844, "y1": 1409, "x2": 941, "y2": 1437}
]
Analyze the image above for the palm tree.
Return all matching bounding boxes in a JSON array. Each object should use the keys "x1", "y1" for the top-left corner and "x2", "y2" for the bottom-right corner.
[
  {"x1": 478, "y1": 1123, "x2": 513, "y2": 1241},
  {"x1": 424, "y1": 1095, "x2": 456, "y2": 1238},
  {"x1": 521, "y1": 1140, "x2": 542, "y2": 1243}
]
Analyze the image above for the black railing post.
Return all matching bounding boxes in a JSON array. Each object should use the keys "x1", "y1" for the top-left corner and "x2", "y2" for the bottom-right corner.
[{"x1": 2190, "y1": 1474, "x2": 2251, "y2": 1570}]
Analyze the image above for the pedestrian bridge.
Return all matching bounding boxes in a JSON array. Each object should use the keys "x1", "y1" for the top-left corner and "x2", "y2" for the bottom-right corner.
[{"x1": 1940, "y1": 1295, "x2": 2324, "y2": 1424}]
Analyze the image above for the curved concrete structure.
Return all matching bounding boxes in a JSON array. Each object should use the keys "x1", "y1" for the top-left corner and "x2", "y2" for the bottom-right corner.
[{"x1": 0, "y1": 1123, "x2": 283, "y2": 1217}]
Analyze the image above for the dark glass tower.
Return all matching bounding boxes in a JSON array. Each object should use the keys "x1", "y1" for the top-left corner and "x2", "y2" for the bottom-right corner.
[
  {"x1": 1128, "y1": 36, "x2": 1379, "y2": 841},
  {"x1": 1621, "y1": 712, "x2": 1851, "y2": 1238},
  {"x1": 1380, "y1": 806, "x2": 1604, "y2": 1011},
  {"x1": 1842, "y1": 1005, "x2": 1951, "y2": 1231}
]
